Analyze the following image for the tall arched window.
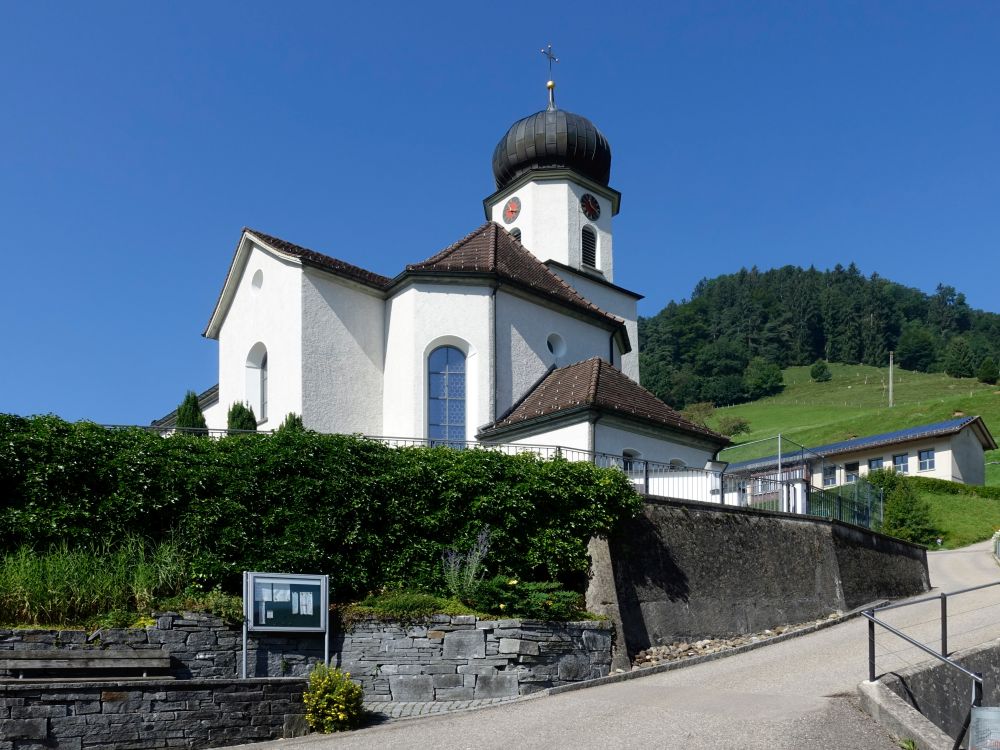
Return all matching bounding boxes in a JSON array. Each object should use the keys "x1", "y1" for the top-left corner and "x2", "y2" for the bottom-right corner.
[
  {"x1": 428, "y1": 346, "x2": 465, "y2": 444},
  {"x1": 246, "y1": 343, "x2": 268, "y2": 422}
]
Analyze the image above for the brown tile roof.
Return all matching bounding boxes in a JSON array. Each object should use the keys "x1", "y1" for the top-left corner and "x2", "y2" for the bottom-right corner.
[
  {"x1": 244, "y1": 228, "x2": 392, "y2": 289},
  {"x1": 406, "y1": 222, "x2": 625, "y2": 331},
  {"x1": 480, "y1": 357, "x2": 729, "y2": 445}
]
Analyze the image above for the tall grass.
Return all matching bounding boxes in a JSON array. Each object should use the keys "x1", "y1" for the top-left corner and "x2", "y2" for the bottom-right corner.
[{"x1": 0, "y1": 537, "x2": 187, "y2": 626}]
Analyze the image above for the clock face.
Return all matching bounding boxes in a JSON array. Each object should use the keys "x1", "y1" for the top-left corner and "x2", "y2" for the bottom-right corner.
[
  {"x1": 502, "y1": 196, "x2": 521, "y2": 224},
  {"x1": 580, "y1": 193, "x2": 601, "y2": 221}
]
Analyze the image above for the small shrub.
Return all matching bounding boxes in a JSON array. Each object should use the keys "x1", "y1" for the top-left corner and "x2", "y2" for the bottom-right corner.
[
  {"x1": 442, "y1": 527, "x2": 491, "y2": 602},
  {"x1": 881, "y1": 479, "x2": 938, "y2": 546},
  {"x1": 470, "y1": 576, "x2": 586, "y2": 621},
  {"x1": 277, "y1": 412, "x2": 306, "y2": 432},
  {"x1": 717, "y1": 415, "x2": 751, "y2": 437},
  {"x1": 350, "y1": 590, "x2": 477, "y2": 621},
  {"x1": 226, "y1": 402, "x2": 257, "y2": 432},
  {"x1": 175, "y1": 391, "x2": 207, "y2": 432},
  {"x1": 810, "y1": 360, "x2": 832, "y2": 382},
  {"x1": 303, "y1": 664, "x2": 365, "y2": 733},
  {"x1": 156, "y1": 587, "x2": 244, "y2": 623}
]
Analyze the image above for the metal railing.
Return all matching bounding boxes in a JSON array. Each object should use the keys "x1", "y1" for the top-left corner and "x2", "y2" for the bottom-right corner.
[
  {"x1": 807, "y1": 481, "x2": 884, "y2": 528},
  {"x1": 863, "y1": 583, "x2": 1000, "y2": 718}
]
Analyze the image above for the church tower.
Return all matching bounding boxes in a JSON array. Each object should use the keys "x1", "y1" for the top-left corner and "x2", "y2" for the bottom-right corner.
[{"x1": 483, "y1": 79, "x2": 621, "y2": 282}]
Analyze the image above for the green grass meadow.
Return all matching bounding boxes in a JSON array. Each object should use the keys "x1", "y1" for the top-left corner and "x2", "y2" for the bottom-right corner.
[{"x1": 712, "y1": 364, "x2": 1000, "y2": 480}]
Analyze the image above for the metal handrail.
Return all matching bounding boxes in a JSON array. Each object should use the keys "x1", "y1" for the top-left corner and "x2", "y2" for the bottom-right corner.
[{"x1": 862, "y1": 581, "x2": 1000, "y2": 712}]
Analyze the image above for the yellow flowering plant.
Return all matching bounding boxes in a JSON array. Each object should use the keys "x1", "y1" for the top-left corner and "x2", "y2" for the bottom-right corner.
[{"x1": 302, "y1": 664, "x2": 365, "y2": 733}]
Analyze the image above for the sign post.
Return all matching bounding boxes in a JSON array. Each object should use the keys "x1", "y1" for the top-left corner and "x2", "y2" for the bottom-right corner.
[{"x1": 242, "y1": 572, "x2": 329, "y2": 679}]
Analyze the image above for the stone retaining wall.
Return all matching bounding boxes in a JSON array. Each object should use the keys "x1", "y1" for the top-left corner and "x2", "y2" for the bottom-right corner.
[
  {"x1": 335, "y1": 616, "x2": 613, "y2": 701},
  {"x1": 0, "y1": 614, "x2": 613, "y2": 703},
  {"x1": 0, "y1": 677, "x2": 306, "y2": 750},
  {"x1": 587, "y1": 497, "x2": 930, "y2": 665}
]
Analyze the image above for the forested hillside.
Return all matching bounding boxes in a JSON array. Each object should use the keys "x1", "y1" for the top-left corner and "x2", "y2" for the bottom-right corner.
[{"x1": 639, "y1": 264, "x2": 1000, "y2": 409}]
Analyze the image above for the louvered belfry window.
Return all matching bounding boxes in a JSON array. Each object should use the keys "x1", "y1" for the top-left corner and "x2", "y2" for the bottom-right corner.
[{"x1": 581, "y1": 226, "x2": 597, "y2": 267}]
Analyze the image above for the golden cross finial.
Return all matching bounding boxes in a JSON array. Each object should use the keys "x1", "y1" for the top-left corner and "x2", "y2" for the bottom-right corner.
[{"x1": 540, "y1": 44, "x2": 559, "y2": 110}]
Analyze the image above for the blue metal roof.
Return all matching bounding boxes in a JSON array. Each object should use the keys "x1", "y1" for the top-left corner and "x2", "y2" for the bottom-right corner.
[{"x1": 727, "y1": 416, "x2": 994, "y2": 473}]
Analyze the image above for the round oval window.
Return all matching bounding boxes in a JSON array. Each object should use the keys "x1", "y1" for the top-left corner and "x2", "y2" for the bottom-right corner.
[
  {"x1": 251, "y1": 269, "x2": 264, "y2": 289},
  {"x1": 546, "y1": 333, "x2": 566, "y2": 357}
]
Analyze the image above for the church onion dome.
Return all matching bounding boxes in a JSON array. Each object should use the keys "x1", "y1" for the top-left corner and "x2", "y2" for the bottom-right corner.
[{"x1": 491, "y1": 107, "x2": 612, "y2": 190}]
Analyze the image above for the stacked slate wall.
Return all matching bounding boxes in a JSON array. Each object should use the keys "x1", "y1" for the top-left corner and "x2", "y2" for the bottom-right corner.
[{"x1": 0, "y1": 614, "x2": 613, "y2": 703}]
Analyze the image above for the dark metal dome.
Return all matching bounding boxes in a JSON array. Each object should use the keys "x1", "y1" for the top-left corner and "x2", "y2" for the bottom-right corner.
[{"x1": 491, "y1": 107, "x2": 612, "y2": 190}]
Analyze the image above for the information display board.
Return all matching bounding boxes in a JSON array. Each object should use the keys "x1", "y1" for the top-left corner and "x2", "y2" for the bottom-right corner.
[{"x1": 243, "y1": 572, "x2": 328, "y2": 633}]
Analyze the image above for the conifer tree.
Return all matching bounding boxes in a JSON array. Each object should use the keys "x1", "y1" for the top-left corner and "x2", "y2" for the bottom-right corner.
[
  {"x1": 880, "y1": 480, "x2": 938, "y2": 546},
  {"x1": 944, "y1": 338, "x2": 977, "y2": 378},
  {"x1": 978, "y1": 357, "x2": 999, "y2": 385},
  {"x1": 227, "y1": 402, "x2": 257, "y2": 432},
  {"x1": 175, "y1": 391, "x2": 207, "y2": 432}
]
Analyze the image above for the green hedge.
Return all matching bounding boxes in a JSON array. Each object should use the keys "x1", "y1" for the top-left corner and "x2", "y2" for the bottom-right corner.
[{"x1": 0, "y1": 415, "x2": 640, "y2": 599}]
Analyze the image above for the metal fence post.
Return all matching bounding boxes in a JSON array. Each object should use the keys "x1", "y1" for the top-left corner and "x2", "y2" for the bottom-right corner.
[
  {"x1": 868, "y1": 613, "x2": 876, "y2": 682},
  {"x1": 941, "y1": 593, "x2": 948, "y2": 657},
  {"x1": 644, "y1": 460, "x2": 649, "y2": 495}
]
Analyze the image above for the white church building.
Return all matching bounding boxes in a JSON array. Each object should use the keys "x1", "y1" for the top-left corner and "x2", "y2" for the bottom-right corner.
[{"x1": 156, "y1": 83, "x2": 729, "y2": 470}]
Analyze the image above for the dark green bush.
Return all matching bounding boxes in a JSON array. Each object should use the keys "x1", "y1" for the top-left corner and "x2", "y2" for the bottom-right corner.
[
  {"x1": 0, "y1": 415, "x2": 640, "y2": 600},
  {"x1": 470, "y1": 576, "x2": 586, "y2": 620},
  {"x1": 175, "y1": 391, "x2": 207, "y2": 431},
  {"x1": 227, "y1": 402, "x2": 257, "y2": 432}
]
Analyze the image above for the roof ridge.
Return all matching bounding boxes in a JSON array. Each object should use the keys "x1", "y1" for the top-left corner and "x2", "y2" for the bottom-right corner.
[
  {"x1": 407, "y1": 223, "x2": 493, "y2": 270},
  {"x1": 587, "y1": 357, "x2": 603, "y2": 403}
]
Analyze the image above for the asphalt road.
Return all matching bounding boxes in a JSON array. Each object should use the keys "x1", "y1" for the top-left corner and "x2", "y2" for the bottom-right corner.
[{"x1": 223, "y1": 540, "x2": 1000, "y2": 750}]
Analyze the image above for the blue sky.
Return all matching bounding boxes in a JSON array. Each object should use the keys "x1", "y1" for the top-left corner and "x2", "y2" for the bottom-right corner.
[{"x1": 2, "y1": 1, "x2": 998, "y2": 425}]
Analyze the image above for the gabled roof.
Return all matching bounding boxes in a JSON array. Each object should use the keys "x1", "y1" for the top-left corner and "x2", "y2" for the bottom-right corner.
[
  {"x1": 205, "y1": 224, "x2": 627, "y2": 345},
  {"x1": 727, "y1": 416, "x2": 997, "y2": 472},
  {"x1": 479, "y1": 357, "x2": 729, "y2": 445},
  {"x1": 406, "y1": 222, "x2": 626, "y2": 336},
  {"x1": 244, "y1": 228, "x2": 392, "y2": 289}
]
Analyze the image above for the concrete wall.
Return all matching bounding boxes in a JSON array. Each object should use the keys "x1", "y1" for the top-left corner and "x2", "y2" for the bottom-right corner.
[
  {"x1": 587, "y1": 498, "x2": 929, "y2": 661},
  {"x1": 877, "y1": 637, "x2": 1000, "y2": 748}
]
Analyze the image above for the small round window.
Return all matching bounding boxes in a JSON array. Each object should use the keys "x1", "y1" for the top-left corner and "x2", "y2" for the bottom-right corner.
[
  {"x1": 251, "y1": 269, "x2": 264, "y2": 290},
  {"x1": 546, "y1": 333, "x2": 566, "y2": 357}
]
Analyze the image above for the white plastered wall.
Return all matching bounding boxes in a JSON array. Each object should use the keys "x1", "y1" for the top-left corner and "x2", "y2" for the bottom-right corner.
[
  {"x1": 213, "y1": 244, "x2": 303, "y2": 431},
  {"x1": 300, "y1": 269, "x2": 385, "y2": 434},
  {"x1": 594, "y1": 420, "x2": 716, "y2": 467},
  {"x1": 489, "y1": 178, "x2": 614, "y2": 280},
  {"x1": 382, "y1": 283, "x2": 491, "y2": 440},
  {"x1": 502, "y1": 420, "x2": 593, "y2": 454},
  {"x1": 947, "y1": 428, "x2": 986, "y2": 485},
  {"x1": 495, "y1": 289, "x2": 614, "y2": 417},
  {"x1": 812, "y1": 436, "x2": 966, "y2": 486},
  {"x1": 547, "y1": 266, "x2": 639, "y2": 382}
]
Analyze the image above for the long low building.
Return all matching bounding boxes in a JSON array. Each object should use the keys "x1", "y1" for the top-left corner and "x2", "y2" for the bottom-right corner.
[{"x1": 728, "y1": 416, "x2": 996, "y2": 488}]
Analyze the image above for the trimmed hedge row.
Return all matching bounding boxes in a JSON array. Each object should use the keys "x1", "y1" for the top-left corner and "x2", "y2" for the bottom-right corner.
[{"x1": 0, "y1": 415, "x2": 641, "y2": 598}]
